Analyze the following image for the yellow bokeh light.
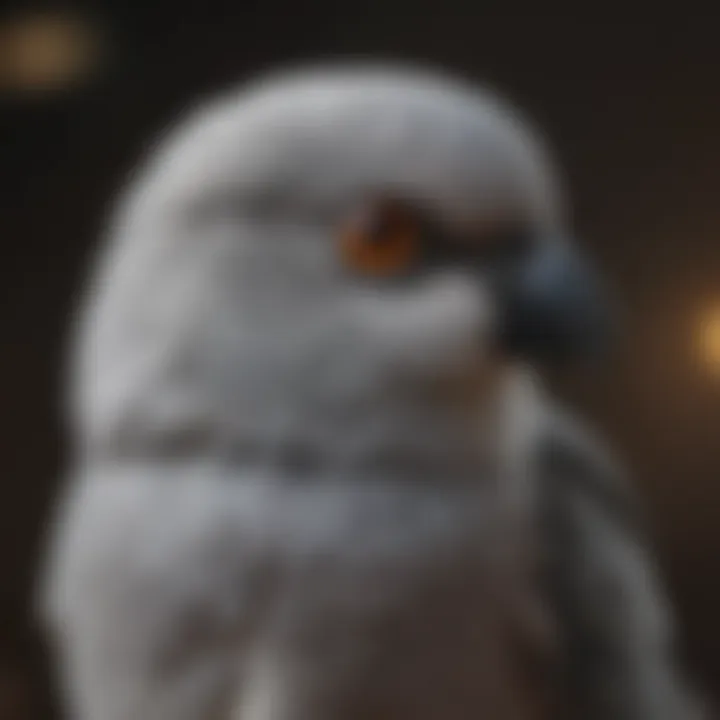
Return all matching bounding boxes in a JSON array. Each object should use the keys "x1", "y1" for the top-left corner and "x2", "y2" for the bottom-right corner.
[
  {"x1": 698, "y1": 308, "x2": 720, "y2": 373},
  {"x1": 0, "y1": 12, "x2": 102, "y2": 94}
]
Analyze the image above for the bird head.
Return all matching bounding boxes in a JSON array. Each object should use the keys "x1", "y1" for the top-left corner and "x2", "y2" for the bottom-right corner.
[{"x1": 76, "y1": 65, "x2": 608, "y2": 468}]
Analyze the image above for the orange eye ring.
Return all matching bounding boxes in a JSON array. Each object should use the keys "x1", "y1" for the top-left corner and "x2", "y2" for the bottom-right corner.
[{"x1": 339, "y1": 199, "x2": 422, "y2": 277}]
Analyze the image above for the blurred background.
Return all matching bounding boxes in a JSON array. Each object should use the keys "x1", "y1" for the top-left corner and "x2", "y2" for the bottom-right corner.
[{"x1": 1, "y1": 3, "x2": 719, "y2": 717}]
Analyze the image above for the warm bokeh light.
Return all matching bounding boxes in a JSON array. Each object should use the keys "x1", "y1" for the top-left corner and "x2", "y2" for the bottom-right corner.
[
  {"x1": 0, "y1": 12, "x2": 103, "y2": 94},
  {"x1": 698, "y1": 307, "x2": 720, "y2": 374}
]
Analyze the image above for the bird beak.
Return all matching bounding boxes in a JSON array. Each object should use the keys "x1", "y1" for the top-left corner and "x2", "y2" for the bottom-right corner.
[{"x1": 496, "y1": 238, "x2": 611, "y2": 364}]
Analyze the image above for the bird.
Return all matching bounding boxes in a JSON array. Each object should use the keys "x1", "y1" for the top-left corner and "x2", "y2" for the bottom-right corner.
[{"x1": 39, "y1": 64, "x2": 703, "y2": 720}]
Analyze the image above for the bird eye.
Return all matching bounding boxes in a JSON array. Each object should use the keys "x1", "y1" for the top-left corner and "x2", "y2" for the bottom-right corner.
[{"x1": 339, "y1": 199, "x2": 422, "y2": 277}]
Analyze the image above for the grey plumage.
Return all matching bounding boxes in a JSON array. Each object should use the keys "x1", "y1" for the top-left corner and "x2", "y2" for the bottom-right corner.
[
  {"x1": 40, "y1": 65, "x2": 701, "y2": 720},
  {"x1": 538, "y1": 408, "x2": 706, "y2": 720}
]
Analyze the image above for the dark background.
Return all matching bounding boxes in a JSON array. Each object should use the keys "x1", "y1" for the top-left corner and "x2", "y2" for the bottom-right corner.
[{"x1": 1, "y1": 4, "x2": 719, "y2": 717}]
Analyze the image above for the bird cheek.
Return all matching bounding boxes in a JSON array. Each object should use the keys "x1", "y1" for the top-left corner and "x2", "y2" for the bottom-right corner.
[
  {"x1": 350, "y1": 273, "x2": 497, "y2": 374},
  {"x1": 398, "y1": 273, "x2": 498, "y2": 373}
]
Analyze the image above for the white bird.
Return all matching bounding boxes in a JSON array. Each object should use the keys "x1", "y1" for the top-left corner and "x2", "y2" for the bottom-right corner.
[{"x1": 40, "y1": 64, "x2": 703, "y2": 720}]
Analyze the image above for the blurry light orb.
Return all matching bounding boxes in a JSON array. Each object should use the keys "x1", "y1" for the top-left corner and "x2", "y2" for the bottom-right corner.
[
  {"x1": 0, "y1": 12, "x2": 102, "y2": 94},
  {"x1": 698, "y1": 308, "x2": 720, "y2": 373}
]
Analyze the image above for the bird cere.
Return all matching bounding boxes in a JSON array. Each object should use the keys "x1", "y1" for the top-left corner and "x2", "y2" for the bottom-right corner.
[{"x1": 40, "y1": 64, "x2": 704, "y2": 719}]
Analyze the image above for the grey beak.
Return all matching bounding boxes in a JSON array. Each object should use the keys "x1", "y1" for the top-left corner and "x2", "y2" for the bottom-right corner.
[{"x1": 497, "y1": 238, "x2": 611, "y2": 363}]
